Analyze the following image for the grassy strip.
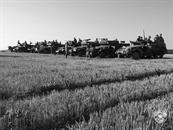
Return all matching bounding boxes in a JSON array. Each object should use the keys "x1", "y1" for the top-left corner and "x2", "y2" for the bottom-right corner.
[
  {"x1": 6, "y1": 68, "x2": 173, "y2": 100},
  {"x1": 69, "y1": 93, "x2": 173, "y2": 130},
  {"x1": 0, "y1": 73, "x2": 173, "y2": 129},
  {"x1": 1, "y1": 53, "x2": 173, "y2": 99}
]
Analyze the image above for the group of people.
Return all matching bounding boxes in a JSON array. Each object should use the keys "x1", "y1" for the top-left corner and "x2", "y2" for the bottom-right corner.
[
  {"x1": 154, "y1": 34, "x2": 165, "y2": 43},
  {"x1": 136, "y1": 34, "x2": 165, "y2": 45}
]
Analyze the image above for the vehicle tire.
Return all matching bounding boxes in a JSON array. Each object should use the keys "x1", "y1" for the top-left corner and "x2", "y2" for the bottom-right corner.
[
  {"x1": 131, "y1": 51, "x2": 140, "y2": 60},
  {"x1": 153, "y1": 55, "x2": 157, "y2": 59},
  {"x1": 99, "y1": 52, "x2": 106, "y2": 58},
  {"x1": 159, "y1": 54, "x2": 164, "y2": 58}
]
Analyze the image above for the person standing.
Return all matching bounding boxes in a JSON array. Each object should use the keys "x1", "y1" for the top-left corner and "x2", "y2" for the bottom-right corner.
[
  {"x1": 154, "y1": 34, "x2": 159, "y2": 42},
  {"x1": 65, "y1": 42, "x2": 68, "y2": 58},
  {"x1": 147, "y1": 36, "x2": 153, "y2": 45},
  {"x1": 86, "y1": 44, "x2": 90, "y2": 58},
  {"x1": 159, "y1": 34, "x2": 164, "y2": 43}
]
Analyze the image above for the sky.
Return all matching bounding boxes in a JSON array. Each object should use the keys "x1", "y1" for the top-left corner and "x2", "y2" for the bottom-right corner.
[{"x1": 0, "y1": 0, "x2": 173, "y2": 50}]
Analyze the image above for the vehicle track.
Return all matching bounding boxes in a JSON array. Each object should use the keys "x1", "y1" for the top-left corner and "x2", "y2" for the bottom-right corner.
[{"x1": 12, "y1": 69, "x2": 173, "y2": 100}]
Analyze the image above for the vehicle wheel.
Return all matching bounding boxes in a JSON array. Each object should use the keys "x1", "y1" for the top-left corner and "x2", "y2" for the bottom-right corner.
[
  {"x1": 99, "y1": 52, "x2": 106, "y2": 58},
  {"x1": 131, "y1": 52, "x2": 140, "y2": 60},
  {"x1": 153, "y1": 55, "x2": 158, "y2": 59},
  {"x1": 159, "y1": 54, "x2": 163, "y2": 58}
]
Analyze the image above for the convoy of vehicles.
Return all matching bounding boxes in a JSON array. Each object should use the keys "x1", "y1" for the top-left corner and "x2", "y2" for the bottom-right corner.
[{"x1": 8, "y1": 34, "x2": 167, "y2": 59}]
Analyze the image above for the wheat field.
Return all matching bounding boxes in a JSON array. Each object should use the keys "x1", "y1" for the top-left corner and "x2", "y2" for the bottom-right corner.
[{"x1": 0, "y1": 52, "x2": 173, "y2": 130}]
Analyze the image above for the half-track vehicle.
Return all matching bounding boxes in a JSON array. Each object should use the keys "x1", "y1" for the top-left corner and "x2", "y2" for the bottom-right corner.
[
  {"x1": 89, "y1": 45, "x2": 115, "y2": 58},
  {"x1": 69, "y1": 45, "x2": 87, "y2": 56},
  {"x1": 115, "y1": 37, "x2": 167, "y2": 59},
  {"x1": 56, "y1": 46, "x2": 65, "y2": 55},
  {"x1": 88, "y1": 40, "x2": 130, "y2": 58}
]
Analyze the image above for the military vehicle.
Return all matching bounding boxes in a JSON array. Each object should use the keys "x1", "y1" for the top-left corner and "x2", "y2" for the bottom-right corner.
[
  {"x1": 89, "y1": 45, "x2": 115, "y2": 58},
  {"x1": 88, "y1": 40, "x2": 130, "y2": 58},
  {"x1": 69, "y1": 45, "x2": 87, "y2": 56},
  {"x1": 8, "y1": 42, "x2": 35, "y2": 53},
  {"x1": 36, "y1": 41, "x2": 62, "y2": 54},
  {"x1": 68, "y1": 39, "x2": 96, "y2": 57},
  {"x1": 8, "y1": 40, "x2": 62, "y2": 54},
  {"x1": 115, "y1": 36, "x2": 167, "y2": 59},
  {"x1": 8, "y1": 46, "x2": 18, "y2": 52},
  {"x1": 56, "y1": 46, "x2": 65, "y2": 54}
]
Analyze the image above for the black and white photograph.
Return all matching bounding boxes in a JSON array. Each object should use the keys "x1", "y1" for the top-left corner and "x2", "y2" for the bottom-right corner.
[{"x1": 0, "y1": 0, "x2": 173, "y2": 129}]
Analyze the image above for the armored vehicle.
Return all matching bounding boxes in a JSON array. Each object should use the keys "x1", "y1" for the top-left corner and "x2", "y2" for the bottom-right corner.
[
  {"x1": 56, "y1": 46, "x2": 65, "y2": 54},
  {"x1": 69, "y1": 45, "x2": 87, "y2": 56},
  {"x1": 88, "y1": 40, "x2": 130, "y2": 58},
  {"x1": 89, "y1": 45, "x2": 115, "y2": 58},
  {"x1": 8, "y1": 46, "x2": 18, "y2": 52},
  {"x1": 8, "y1": 42, "x2": 34, "y2": 53},
  {"x1": 115, "y1": 36, "x2": 167, "y2": 59}
]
